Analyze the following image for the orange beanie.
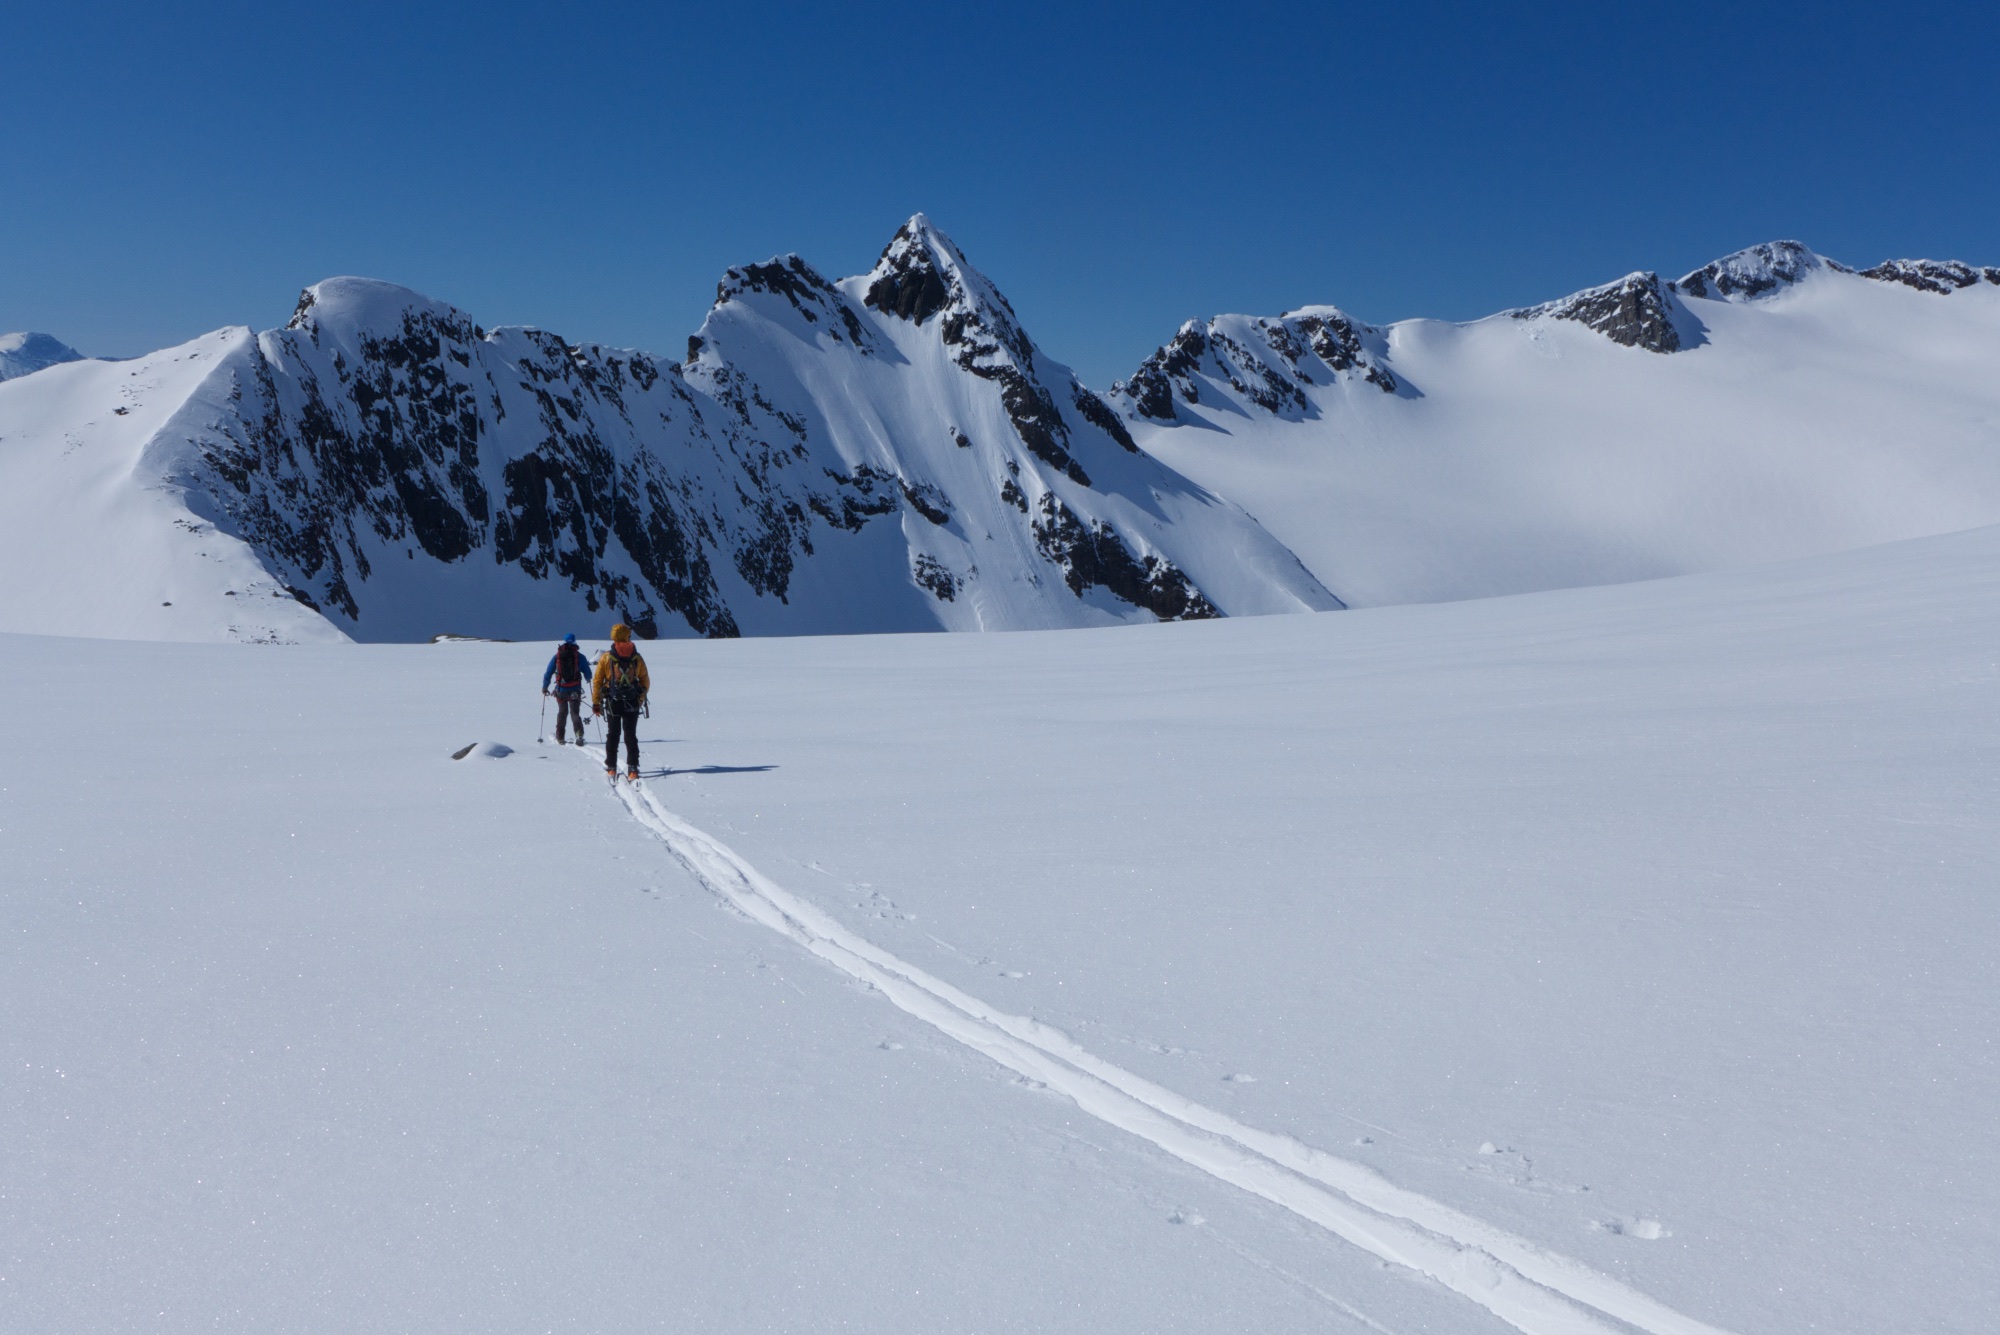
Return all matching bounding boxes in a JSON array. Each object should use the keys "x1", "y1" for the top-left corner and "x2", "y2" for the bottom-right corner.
[{"x1": 609, "y1": 623, "x2": 632, "y2": 642}]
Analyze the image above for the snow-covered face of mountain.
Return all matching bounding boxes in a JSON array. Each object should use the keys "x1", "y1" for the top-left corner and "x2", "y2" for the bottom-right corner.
[{"x1": 0, "y1": 331, "x2": 85, "y2": 381}]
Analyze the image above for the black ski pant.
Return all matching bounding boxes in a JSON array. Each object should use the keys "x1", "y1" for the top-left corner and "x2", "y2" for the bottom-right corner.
[
  {"x1": 604, "y1": 708, "x2": 639, "y2": 773},
  {"x1": 551, "y1": 691, "x2": 584, "y2": 742}
]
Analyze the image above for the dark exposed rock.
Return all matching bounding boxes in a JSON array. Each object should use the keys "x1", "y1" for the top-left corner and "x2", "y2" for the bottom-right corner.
[
  {"x1": 808, "y1": 464, "x2": 901, "y2": 532},
  {"x1": 864, "y1": 220, "x2": 953, "y2": 324},
  {"x1": 1071, "y1": 384, "x2": 1139, "y2": 452},
  {"x1": 999, "y1": 477, "x2": 1028, "y2": 512},
  {"x1": 900, "y1": 479, "x2": 952, "y2": 526},
  {"x1": 1859, "y1": 258, "x2": 1989, "y2": 294},
  {"x1": 1123, "y1": 324, "x2": 1206, "y2": 421},
  {"x1": 1032, "y1": 494, "x2": 1218, "y2": 621},
  {"x1": 1515, "y1": 273, "x2": 1683, "y2": 353},
  {"x1": 912, "y1": 554, "x2": 961, "y2": 601},
  {"x1": 721, "y1": 255, "x2": 836, "y2": 319}
]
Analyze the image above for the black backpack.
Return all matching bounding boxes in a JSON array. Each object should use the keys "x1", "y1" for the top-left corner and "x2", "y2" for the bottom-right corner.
[
  {"x1": 606, "y1": 650, "x2": 645, "y2": 713},
  {"x1": 554, "y1": 642, "x2": 583, "y2": 688}
]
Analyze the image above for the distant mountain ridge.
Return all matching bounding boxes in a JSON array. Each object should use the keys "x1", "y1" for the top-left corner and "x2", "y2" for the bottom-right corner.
[
  {"x1": 3, "y1": 228, "x2": 1998, "y2": 642},
  {"x1": 0, "y1": 331, "x2": 84, "y2": 381},
  {"x1": 0, "y1": 217, "x2": 1335, "y2": 643},
  {"x1": 1120, "y1": 240, "x2": 2000, "y2": 609}
]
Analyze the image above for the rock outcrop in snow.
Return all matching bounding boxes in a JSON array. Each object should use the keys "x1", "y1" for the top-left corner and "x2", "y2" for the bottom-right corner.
[
  {"x1": 1856, "y1": 257, "x2": 2000, "y2": 294},
  {"x1": 1674, "y1": 241, "x2": 1834, "y2": 302},
  {"x1": 1510, "y1": 272, "x2": 1688, "y2": 353},
  {"x1": 1117, "y1": 309, "x2": 1399, "y2": 425},
  {"x1": 0, "y1": 331, "x2": 84, "y2": 381}
]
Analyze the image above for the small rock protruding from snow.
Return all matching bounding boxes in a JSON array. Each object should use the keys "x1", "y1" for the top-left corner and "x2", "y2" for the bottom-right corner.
[{"x1": 0, "y1": 331, "x2": 86, "y2": 381}]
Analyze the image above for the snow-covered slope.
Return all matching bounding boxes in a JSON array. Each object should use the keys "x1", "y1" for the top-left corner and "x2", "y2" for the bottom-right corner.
[
  {"x1": 0, "y1": 331, "x2": 345, "y2": 643},
  {"x1": 6, "y1": 522, "x2": 1997, "y2": 1333},
  {"x1": 0, "y1": 218, "x2": 1334, "y2": 643},
  {"x1": 1122, "y1": 242, "x2": 2000, "y2": 605},
  {"x1": 0, "y1": 331, "x2": 85, "y2": 381}
]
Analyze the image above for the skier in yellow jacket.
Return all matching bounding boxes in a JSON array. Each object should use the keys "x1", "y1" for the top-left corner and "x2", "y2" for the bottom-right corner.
[{"x1": 591, "y1": 623, "x2": 651, "y2": 780}]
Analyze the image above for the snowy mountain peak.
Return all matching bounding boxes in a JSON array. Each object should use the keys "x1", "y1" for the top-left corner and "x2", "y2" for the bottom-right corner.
[
  {"x1": 1511, "y1": 271, "x2": 1688, "y2": 353},
  {"x1": 1117, "y1": 307, "x2": 1399, "y2": 424},
  {"x1": 284, "y1": 277, "x2": 484, "y2": 358},
  {"x1": 853, "y1": 216, "x2": 1139, "y2": 484},
  {"x1": 0, "y1": 331, "x2": 85, "y2": 381},
  {"x1": 1674, "y1": 241, "x2": 1832, "y2": 302},
  {"x1": 862, "y1": 215, "x2": 1025, "y2": 347}
]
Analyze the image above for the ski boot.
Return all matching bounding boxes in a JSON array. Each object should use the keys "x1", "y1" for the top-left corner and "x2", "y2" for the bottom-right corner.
[{"x1": 627, "y1": 768, "x2": 641, "y2": 782}]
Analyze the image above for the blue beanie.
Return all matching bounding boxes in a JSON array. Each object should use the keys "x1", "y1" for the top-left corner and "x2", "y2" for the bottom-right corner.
[{"x1": 563, "y1": 633, "x2": 577, "y2": 644}]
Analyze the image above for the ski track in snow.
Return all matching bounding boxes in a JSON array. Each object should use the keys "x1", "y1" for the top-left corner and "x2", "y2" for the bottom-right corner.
[{"x1": 608, "y1": 776, "x2": 1739, "y2": 1335}]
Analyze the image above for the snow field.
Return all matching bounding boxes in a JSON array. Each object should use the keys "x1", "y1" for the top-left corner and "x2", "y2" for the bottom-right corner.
[{"x1": 7, "y1": 519, "x2": 2000, "y2": 1332}]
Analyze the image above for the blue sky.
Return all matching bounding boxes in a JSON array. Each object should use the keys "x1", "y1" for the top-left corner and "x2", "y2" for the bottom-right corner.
[{"x1": 4, "y1": 0, "x2": 1994, "y2": 387}]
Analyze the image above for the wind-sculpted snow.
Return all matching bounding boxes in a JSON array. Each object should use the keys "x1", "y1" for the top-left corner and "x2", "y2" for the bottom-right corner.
[{"x1": 0, "y1": 219, "x2": 1336, "y2": 642}]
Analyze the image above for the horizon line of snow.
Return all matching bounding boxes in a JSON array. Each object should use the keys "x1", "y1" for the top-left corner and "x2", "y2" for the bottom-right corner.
[{"x1": 611, "y1": 778, "x2": 1740, "y2": 1335}]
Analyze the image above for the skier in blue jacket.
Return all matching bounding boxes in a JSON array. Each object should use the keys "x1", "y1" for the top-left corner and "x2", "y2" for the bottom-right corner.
[{"x1": 541, "y1": 634, "x2": 589, "y2": 746}]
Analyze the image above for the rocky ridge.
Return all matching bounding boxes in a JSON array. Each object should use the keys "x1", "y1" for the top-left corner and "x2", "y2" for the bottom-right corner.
[
  {"x1": 1120, "y1": 239, "x2": 1999, "y2": 424},
  {"x1": 1118, "y1": 308, "x2": 1399, "y2": 424}
]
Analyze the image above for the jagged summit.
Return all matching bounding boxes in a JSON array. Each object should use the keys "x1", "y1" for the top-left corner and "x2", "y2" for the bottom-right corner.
[
  {"x1": 860, "y1": 214, "x2": 1031, "y2": 353},
  {"x1": 1675, "y1": 241, "x2": 1832, "y2": 302},
  {"x1": 0, "y1": 331, "x2": 85, "y2": 381}
]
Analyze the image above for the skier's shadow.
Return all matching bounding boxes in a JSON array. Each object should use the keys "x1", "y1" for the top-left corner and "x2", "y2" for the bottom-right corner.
[{"x1": 643, "y1": 764, "x2": 777, "y2": 779}]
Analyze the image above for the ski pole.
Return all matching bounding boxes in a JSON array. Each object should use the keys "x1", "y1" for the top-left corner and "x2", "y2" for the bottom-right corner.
[{"x1": 538, "y1": 690, "x2": 548, "y2": 743}]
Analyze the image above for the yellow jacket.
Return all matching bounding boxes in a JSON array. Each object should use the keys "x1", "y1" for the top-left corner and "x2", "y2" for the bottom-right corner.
[{"x1": 591, "y1": 646, "x2": 651, "y2": 713}]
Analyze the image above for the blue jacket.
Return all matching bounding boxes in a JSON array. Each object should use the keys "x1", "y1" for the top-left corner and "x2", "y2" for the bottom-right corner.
[{"x1": 543, "y1": 646, "x2": 588, "y2": 694}]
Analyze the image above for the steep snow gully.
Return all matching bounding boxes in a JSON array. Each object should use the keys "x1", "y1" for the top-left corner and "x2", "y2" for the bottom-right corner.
[{"x1": 605, "y1": 772, "x2": 1737, "y2": 1335}]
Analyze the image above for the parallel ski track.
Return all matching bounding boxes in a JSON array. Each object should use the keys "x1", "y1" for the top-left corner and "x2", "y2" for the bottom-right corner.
[{"x1": 610, "y1": 776, "x2": 1742, "y2": 1335}]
